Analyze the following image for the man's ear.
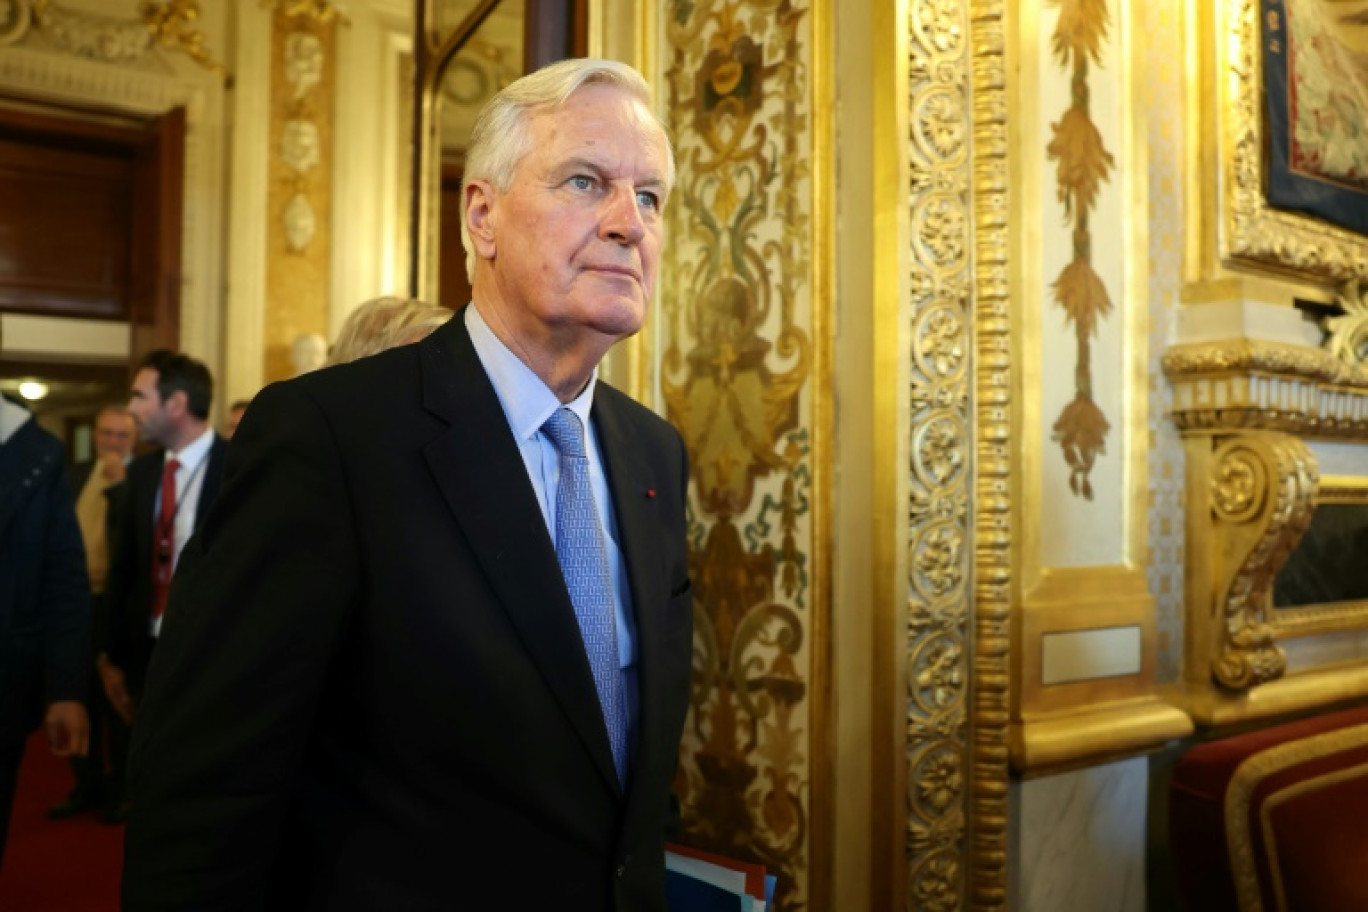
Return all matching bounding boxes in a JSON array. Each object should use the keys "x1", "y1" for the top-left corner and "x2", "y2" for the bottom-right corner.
[
  {"x1": 464, "y1": 179, "x2": 498, "y2": 261},
  {"x1": 165, "y1": 389, "x2": 188, "y2": 419}
]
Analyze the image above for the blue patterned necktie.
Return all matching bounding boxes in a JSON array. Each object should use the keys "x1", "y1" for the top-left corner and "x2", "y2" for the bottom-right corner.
[{"x1": 542, "y1": 407, "x2": 628, "y2": 783}]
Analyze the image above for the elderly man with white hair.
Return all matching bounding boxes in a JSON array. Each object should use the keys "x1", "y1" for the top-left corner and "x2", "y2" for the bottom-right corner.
[{"x1": 123, "y1": 58, "x2": 692, "y2": 912}]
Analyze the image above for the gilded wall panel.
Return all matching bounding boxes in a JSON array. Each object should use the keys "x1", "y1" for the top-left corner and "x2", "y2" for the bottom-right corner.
[
  {"x1": 659, "y1": 1, "x2": 821, "y2": 909},
  {"x1": 264, "y1": 9, "x2": 334, "y2": 383},
  {"x1": 1145, "y1": 0, "x2": 1185, "y2": 685}
]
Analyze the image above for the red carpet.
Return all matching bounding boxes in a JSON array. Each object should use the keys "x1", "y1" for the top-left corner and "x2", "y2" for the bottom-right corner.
[{"x1": 0, "y1": 732, "x2": 122, "y2": 910}]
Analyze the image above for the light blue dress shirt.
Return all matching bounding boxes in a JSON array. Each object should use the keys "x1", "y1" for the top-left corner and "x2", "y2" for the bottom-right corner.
[{"x1": 464, "y1": 304, "x2": 640, "y2": 747}]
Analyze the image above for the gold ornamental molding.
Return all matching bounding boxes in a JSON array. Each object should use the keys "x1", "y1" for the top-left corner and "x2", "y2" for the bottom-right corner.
[
  {"x1": 138, "y1": 0, "x2": 220, "y2": 70},
  {"x1": 259, "y1": 0, "x2": 349, "y2": 26},
  {"x1": 966, "y1": 0, "x2": 1011, "y2": 906},
  {"x1": 1207, "y1": 433, "x2": 1316, "y2": 691},
  {"x1": 895, "y1": 0, "x2": 1011, "y2": 909},
  {"x1": 1163, "y1": 341, "x2": 1368, "y2": 438}
]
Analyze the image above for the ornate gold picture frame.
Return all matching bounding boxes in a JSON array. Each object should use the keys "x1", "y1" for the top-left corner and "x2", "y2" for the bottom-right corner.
[{"x1": 1216, "y1": 0, "x2": 1368, "y2": 284}]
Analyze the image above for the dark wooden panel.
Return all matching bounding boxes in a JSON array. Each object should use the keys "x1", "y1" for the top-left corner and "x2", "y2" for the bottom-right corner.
[
  {"x1": 0, "y1": 135, "x2": 134, "y2": 320},
  {"x1": 128, "y1": 106, "x2": 184, "y2": 359}
]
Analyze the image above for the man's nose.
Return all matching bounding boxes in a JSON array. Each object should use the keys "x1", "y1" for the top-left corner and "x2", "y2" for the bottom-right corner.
[{"x1": 599, "y1": 184, "x2": 646, "y2": 246}]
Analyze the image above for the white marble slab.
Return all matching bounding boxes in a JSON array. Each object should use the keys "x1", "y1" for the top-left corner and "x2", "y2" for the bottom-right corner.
[{"x1": 1010, "y1": 757, "x2": 1147, "y2": 912}]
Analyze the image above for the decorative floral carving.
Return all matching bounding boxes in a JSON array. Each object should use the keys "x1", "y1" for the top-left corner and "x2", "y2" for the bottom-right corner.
[
  {"x1": 32, "y1": 0, "x2": 151, "y2": 62},
  {"x1": 914, "y1": 196, "x2": 967, "y2": 268},
  {"x1": 917, "y1": 308, "x2": 966, "y2": 379},
  {"x1": 271, "y1": 17, "x2": 328, "y2": 268},
  {"x1": 909, "y1": 851, "x2": 962, "y2": 912},
  {"x1": 663, "y1": 2, "x2": 814, "y2": 907},
  {"x1": 911, "y1": 635, "x2": 964, "y2": 710},
  {"x1": 280, "y1": 119, "x2": 320, "y2": 174},
  {"x1": 913, "y1": 526, "x2": 964, "y2": 599},
  {"x1": 915, "y1": 88, "x2": 966, "y2": 160},
  {"x1": 914, "y1": 746, "x2": 965, "y2": 815},
  {"x1": 912, "y1": 0, "x2": 964, "y2": 55},
  {"x1": 140, "y1": 0, "x2": 220, "y2": 70},
  {"x1": 1209, "y1": 434, "x2": 1317, "y2": 691},
  {"x1": 1326, "y1": 280, "x2": 1368, "y2": 368},
  {"x1": 284, "y1": 32, "x2": 323, "y2": 99},
  {"x1": 283, "y1": 193, "x2": 314, "y2": 251},
  {"x1": 916, "y1": 417, "x2": 965, "y2": 487},
  {"x1": 903, "y1": 0, "x2": 1006, "y2": 907},
  {"x1": 1211, "y1": 453, "x2": 1261, "y2": 521}
]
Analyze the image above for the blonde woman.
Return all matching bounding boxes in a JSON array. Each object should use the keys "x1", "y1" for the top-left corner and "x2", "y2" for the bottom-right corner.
[{"x1": 326, "y1": 296, "x2": 454, "y2": 366}]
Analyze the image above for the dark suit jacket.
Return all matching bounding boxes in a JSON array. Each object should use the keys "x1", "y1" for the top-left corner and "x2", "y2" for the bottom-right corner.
[
  {"x1": 0, "y1": 412, "x2": 89, "y2": 743},
  {"x1": 104, "y1": 434, "x2": 226, "y2": 697},
  {"x1": 123, "y1": 311, "x2": 694, "y2": 911}
]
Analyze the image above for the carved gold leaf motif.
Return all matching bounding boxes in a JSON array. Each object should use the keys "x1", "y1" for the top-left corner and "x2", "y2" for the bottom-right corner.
[
  {"x1": 139, "y1": 0, "x2": 220, "y2": 70},
  {"x1": 1326, "y1": 280, "x2": 1368, "y2": 367},
  {"x1": 1045, "y1": 0, "x2": 1116, "y2": 500}
]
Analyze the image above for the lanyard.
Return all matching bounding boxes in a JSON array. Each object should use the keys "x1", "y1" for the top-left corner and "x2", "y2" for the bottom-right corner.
[{"x1": 156, "y1": 456, "x2": 208, "y2": 564}]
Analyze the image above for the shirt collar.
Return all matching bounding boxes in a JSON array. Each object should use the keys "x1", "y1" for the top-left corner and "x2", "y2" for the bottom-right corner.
[
  {"x1": 170, "y1": 426, "x2": 215, "y2": 471},
  {"x1": 465, "y1": 304, "x2": 597, "y2": 442},
  {"x1": 0, "y1": 396, "x2": 30, "y2": 445}
]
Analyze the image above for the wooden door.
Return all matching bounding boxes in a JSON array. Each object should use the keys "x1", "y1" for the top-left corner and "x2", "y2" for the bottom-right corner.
[{"x1": 129, "y1": 106, "x2": 185, "y2": 362}]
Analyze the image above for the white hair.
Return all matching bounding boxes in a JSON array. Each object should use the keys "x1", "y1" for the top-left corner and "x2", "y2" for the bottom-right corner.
[{"x1": 459, "y1": 57, "x2": 674, "y2": 277}]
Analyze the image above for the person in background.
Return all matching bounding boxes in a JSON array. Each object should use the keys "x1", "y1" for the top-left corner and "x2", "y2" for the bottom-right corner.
[
  {"x1": 325, "y1": 296, "x2": 453, "y2": 366},
  {"x1": 223, "y1": 399, "x2": 250, "y2": 441},
  {"x1": 123, "y1": 58, "x2": 692, "y2": 911},
  {"x1": 0, "y1": 392, "x2": 90, "y2": 867},
  {"x1": 99, "y1": 350, "x2": 227, "y2": 823},
  {"x1": 47, "y1": 404, "x2": 136, "y2": 823}
]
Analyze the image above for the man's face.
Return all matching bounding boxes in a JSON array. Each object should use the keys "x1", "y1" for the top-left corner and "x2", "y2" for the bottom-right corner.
[
  {"x1": 127, "y1": 368, "x2": 173, "y2": 448},
  {"x1": 93, "y1": 410, "x2": 135, "y2": 459},
  {"x1": 471, "y1": 83, "x2": 670, "y2": 345}
]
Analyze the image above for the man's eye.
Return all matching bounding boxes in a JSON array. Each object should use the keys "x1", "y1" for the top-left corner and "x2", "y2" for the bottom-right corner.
[
  {"x1": 569, "y1": 175, "x2": 594, "y2": 191},
  {"x1": 636, "y1": 190, "x2": 660, "y2": 210}
]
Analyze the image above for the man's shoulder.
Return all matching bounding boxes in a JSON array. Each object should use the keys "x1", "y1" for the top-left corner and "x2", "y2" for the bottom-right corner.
[
  {"x1": 595, "y1": 382, "x2": 680, "y2": 440},
  {"x1": 8, "y1": 418, "x2": 65, "y2": 475},
  {"x1": 125, "y1": 450, "x2": 162, "y2": 483},
  {"x1": 294, "y1": 341, "x2": 425, "y2": 398}
]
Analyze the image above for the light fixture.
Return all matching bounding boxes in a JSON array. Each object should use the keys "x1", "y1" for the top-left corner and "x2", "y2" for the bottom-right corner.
[{"x1": 18, "y1": 380, "x2": 49, "y2": 401}]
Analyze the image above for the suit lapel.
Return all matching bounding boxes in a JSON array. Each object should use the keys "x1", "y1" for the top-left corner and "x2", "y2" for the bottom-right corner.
[
  {"x1": 592, "y1": 391, "x2": 671, "y2": 803},
  {"x1": 417, "y1": 313, "x2": 622, "y2": 794},
  {"x1": 132, "y1": 453, "x2": 160, "y2": 572},
  {"x1": 193, "y1": 436, "x2": 226, "y2": 526}
]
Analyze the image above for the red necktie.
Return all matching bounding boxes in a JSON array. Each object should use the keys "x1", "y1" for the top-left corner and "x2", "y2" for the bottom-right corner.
[{"x1": 151, "y1": 457, "x2": 181, "y2": 621}]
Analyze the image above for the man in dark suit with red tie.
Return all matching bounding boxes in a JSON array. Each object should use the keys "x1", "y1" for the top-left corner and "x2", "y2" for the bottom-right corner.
[
  {"x1": 123, "y1": 58, "x2": 692, "y2": 911},
  {"x1": 99, "y1": 350, "x2": 226, "y2": 821}
]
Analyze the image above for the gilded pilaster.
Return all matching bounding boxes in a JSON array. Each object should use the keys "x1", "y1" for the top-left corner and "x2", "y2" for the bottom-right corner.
[{"x1": 263, "y1": 8, "x2": 335, "y2": 382}]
